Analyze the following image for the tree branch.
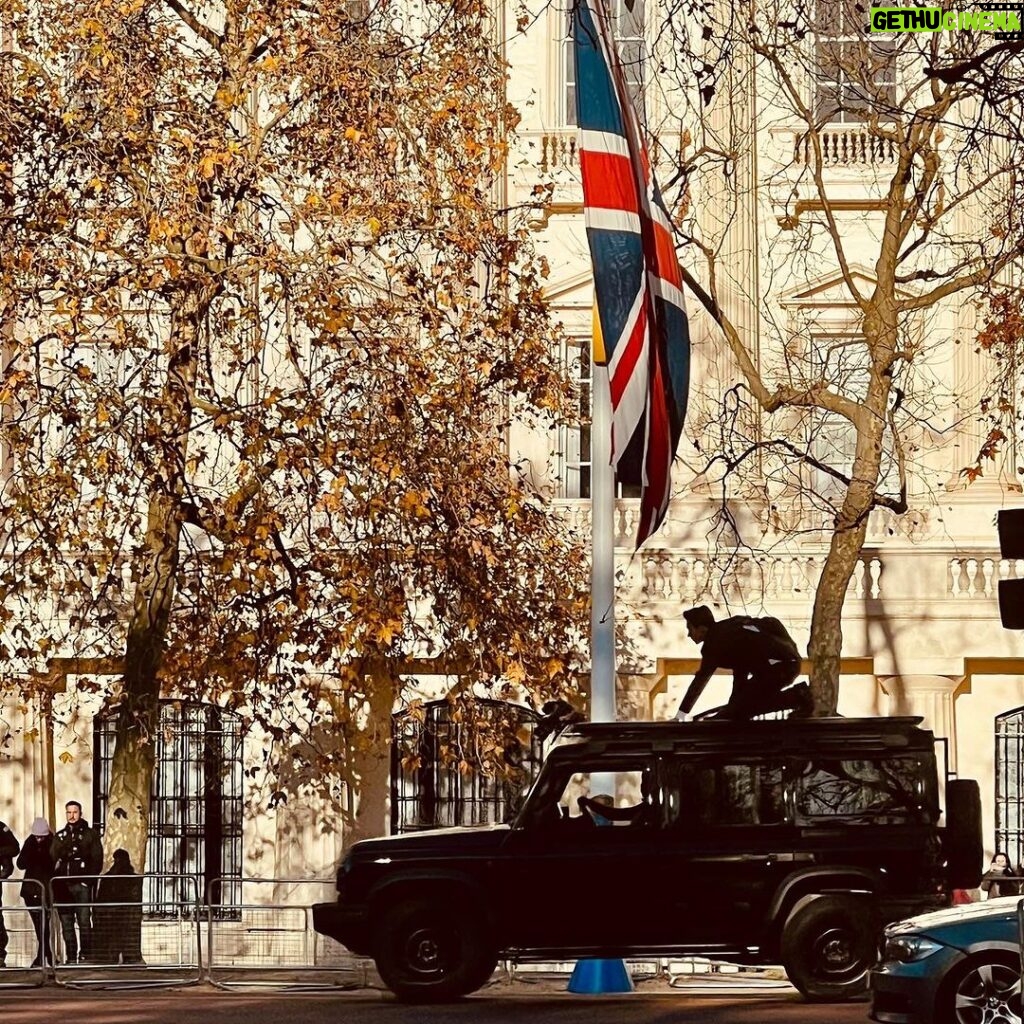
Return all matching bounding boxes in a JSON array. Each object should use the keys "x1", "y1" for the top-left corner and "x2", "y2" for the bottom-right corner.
[
  {"x1": 165, "y1": 0, "x2": 222, "y2": 51},
  {"x1": 925, "y1": 40, "x2": 1024, "y2": 83}
]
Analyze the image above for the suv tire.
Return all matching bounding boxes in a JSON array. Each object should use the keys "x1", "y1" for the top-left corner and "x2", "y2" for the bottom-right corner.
[
  {"x1": 945, "y1": 779, "x2": 984, "y2": 889},
  {"x1": 781, "y1": 895, "x2": 874, "y2": 1001},
  {"x1": 373, "y1": 898, "x2": 496, "y2": 1003}
]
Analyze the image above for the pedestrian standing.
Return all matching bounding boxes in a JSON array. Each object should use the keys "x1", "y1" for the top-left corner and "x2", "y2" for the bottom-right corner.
[
  {"x1": 980, "y1": 851, "x2": 1020, "y2": 900},
  {"x1": 0, "y1": 820, "x2": 20, "y2": 967},
  {"x1": 94, "y1": 849, "x2": 144, "y2": 964},
  {"x1": 50, "y1": 801, "x2": 103, "y2": 963},
  {"x1": 17, "y1": 817, "x2": 55, "y2": 968}
]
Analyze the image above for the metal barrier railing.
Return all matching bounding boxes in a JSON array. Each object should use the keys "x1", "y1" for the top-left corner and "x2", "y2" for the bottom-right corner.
[
  {"x1": 0, "y1": 879, "x2": 47, "y2": 986},
  {"x1": 205, "y1": 877, "x2": 370, "y2": 990},
  {"x1": 48, "y1": 873, "x2": 202, "y2": 987}
]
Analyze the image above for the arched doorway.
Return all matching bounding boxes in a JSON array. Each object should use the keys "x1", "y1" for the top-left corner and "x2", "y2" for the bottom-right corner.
[
  {"x1": 93, "y1": 702, "x2": 243, "y2": 914},
  {"x1": 390, "y1": 699, "x2": 545, "y2": 833},
  {"x1": 995, "y1": 705, "x2": 1024, "y2": 868}
]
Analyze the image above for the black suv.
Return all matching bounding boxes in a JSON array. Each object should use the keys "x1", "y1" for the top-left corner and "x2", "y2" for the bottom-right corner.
[{"x1": 313, "y1": 716, "x2": 982, "y2": 1003}]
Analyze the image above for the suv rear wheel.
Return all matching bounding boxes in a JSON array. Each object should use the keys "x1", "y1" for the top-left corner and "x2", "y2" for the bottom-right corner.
[
  {"x1": 373, "y1": 898, "x2": 497, "y2": 1003},
  {"x1": 781, "y1": 895, "x2": 875, "y2": 1001}
]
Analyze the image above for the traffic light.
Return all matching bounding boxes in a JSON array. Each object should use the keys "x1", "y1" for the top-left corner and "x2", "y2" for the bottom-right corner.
[{"x1": 997, "y1": 509, "x2": 1024, "y2": 628}]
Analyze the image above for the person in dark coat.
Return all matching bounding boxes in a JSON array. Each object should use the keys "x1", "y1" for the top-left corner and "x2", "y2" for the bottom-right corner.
[
  {"x1": 17, "y1": 818, "x2": 54, "y2": 968},
  {"x1": 0, "y1": 820, "x2": 20, "y2": 966},
  {"x1": 674, "y1": 606, "x2": 813, "y2": 720},
  {"x1": 980, "y1": 851, "x2": 1020, "y2": 899},
  {"x1": 93, "y1": 849, "x2": 144, "y2": 964},
  {"x1": 50, "y1": 801, "x2": 103, "y2": 963}
]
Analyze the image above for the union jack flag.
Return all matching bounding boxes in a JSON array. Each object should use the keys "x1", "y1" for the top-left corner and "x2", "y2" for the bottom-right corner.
[{"x1": 572, "y1": 0, "x2": 690, "y2": 548}]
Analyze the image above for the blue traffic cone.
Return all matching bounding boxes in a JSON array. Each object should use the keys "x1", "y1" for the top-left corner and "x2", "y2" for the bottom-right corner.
[{"x1": 567, "y1": 958, "x2": 634, "y2": 994}]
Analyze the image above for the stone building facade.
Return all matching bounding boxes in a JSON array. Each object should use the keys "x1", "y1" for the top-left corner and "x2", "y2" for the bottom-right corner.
[{"x1": 2, "y1": 0, "x2": 1024, "y2": 898}]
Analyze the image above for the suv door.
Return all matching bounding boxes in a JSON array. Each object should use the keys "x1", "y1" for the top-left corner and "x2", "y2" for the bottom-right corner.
[
  {"x1": 656, "y1": 756, "x2": 801, "y2": 947},
  {"x1": 502, "y1": 757, "x2": 661, "y2": 950}
]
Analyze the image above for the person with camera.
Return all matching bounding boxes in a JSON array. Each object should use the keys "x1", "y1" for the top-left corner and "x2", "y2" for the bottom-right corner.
[
  {"x1": 51, "y1": 801, "x2": 103, "y2": 964},
  {"x1": 0, "y1": 820, "x2": 20, "y2": 967}
]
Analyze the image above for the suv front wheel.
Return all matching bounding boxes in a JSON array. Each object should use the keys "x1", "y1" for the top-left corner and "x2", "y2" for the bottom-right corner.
[
  {"x1": 373, "y1": 898, "x2": 497, "y2": 1003},
  {"x1": 781, "y1": 895, "x2": 875, "y2": 1001}
]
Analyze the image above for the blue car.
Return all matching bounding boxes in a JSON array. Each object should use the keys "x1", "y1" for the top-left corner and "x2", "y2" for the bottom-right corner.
[{"x1": 870, "y1": 897, "x2": 1022, "y2": 1024}]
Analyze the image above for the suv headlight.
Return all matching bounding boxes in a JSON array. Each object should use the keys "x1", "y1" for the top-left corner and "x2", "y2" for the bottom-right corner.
[{"x1": 883, "y1": 934, "x2": 944, "y2": 963}]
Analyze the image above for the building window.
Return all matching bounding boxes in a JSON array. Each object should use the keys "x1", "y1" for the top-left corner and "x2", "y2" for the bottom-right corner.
[
  {"x1": 556, "y1": 337, "x2": 592, "y2": 498},
  {"x1": 555, "y1": 336, "x2": 641, "y2": 499},
  {"x1": 814, "y1": 0, "x2": 895, "y2": 123},
  {"x1": 996, "y1": 706, "x2": 1024, "y2": 869},
  {"x1": 94, "y1": 702, "x2": 243, "y2": 917},
  {"x1": 805, "y1": 334, "x2": 900, "y2": 498},
  {"x1": 561, "y1": 0, "x2": 646, "y2": 127}
]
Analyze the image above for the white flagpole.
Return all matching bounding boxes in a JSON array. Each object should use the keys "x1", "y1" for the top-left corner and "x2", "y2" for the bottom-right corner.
[{"x1": 590, "y1": 361, "x2": 616, "y2": 725}]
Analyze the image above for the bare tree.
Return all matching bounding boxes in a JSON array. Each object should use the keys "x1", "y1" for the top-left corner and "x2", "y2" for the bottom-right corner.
[{"x1": 654, "y1": 0, "x2": 1024, "y2": 711}]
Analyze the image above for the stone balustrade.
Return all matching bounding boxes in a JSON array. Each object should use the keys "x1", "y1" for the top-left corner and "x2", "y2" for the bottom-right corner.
[
  {"x1": 949, "y1": 555, "x2": 1024, "y2": 598},
  {"x1": 614, "y1": 550, "x2": 881, "y2": 605},
  {"x1": 515, "y1": 129, "x2": 668, "y2": 175},
  {"x1": 790, "y1": 125, "x2": 898, "y2": 168}
]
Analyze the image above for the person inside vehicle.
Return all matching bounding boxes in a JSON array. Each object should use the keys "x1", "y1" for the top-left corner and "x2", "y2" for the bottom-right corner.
[
  {"x1": 673, "y1": 606, "x2": 813, "y2": 721},
  {"x1": 576, "y1": 773, "x2": 654, "y2": 825},
  {"x1": 579, "y1": 793, "x2": 616, "y2": 826}
]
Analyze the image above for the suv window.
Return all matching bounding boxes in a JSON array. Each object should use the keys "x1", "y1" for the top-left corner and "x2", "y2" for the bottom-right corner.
[
  {"x1": 664, "y1": 760, "x2": 787, "y2": 828},
  {"x1": 518, "y1": 758, "x2": 656, "y2": 829},
  {"x1": 794, "y1": 756, "x2": 935, "y2": 824}
]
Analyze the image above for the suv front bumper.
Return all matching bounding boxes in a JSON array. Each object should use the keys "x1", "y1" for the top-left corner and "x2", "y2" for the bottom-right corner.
[{"x1": 311, "y1": 901, "x2": 372, "y2": 956}]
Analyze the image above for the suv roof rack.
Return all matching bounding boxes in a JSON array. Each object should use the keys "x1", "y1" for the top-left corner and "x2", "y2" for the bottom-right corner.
[{"x1": 570, "y1": 716, "x2": 925, "y2": 736}]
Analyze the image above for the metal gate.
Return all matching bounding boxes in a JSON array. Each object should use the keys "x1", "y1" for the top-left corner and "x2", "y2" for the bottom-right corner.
[
  {"x1": 94, "y1": 702, "x2": 243, "y2": 918},
  {"x1": 391, "y1": 699, "x2": 545, "y2": 833},
  {"x1": 996, "y1": 704, "x2": 1024, "y2": 868}
]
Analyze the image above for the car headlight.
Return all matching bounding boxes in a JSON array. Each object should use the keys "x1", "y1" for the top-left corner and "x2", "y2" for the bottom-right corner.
[{"x1": 883, "y1": 934, "x2": 944, "y2": 963}]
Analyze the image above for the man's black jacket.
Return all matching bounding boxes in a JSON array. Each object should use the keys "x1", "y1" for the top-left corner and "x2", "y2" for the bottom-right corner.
[
  {"x1": 51, "y1": 820, "x2": 103, "y2": 880},
  {"x1": 0, "y1": 821, "x2": 19, "y2": 880},
  {"x1": 680, "y1": 616, "x2": 801, "y2": 714}
]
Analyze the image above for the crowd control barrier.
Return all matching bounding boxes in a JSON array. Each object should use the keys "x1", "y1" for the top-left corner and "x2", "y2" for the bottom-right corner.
[
  {"x1": 206, "y1": 877, "x2": 371, "y2": 990},
  {"x1": 4, "y1": 872, "x2": 809, "y2": 992},
  {"x1": 0, "y1": 879, "x2": 47, "y2": 987},
  {"x1": 48, "y1": 873, "x2": 202, "y2": 988}
]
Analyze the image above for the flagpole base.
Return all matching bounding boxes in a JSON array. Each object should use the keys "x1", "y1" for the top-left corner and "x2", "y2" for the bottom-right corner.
[{"x1": 567, "y1": 958, "x2": 635, "y2": 994}]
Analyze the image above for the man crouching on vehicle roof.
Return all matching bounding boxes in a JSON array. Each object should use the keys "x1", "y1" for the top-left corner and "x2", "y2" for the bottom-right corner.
[{"x1": 673, "y1": 606, "x2": 813, "y2": 721}]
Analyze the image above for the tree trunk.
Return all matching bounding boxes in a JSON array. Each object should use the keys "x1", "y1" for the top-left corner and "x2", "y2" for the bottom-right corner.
[
  {"x1": 807, "y1": 310, "x2": 895, "y2": 715},
  {"x1": 342, "y1": 664, "x2": 397, "y2": 848},
  {"x1": 102, "y1": 289, "x2": 204, "y2": 872}
]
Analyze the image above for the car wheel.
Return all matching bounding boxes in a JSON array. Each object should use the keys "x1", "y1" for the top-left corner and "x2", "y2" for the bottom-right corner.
[
  {"x1": 944, "y1": 954, "x2": 1021, "y2": 1024},
  {"x1": 781, "y1": 895, "x2": 875, "y2": 1001},
  {"x1": 373, "y1": 898, "x2": 496, "y2": 1003}
]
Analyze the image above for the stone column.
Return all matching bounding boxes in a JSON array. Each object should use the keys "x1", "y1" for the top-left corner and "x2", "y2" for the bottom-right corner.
[
  {"x1": 879, "y1": 674, "x2": 961, "y2": 771},
  {"x1": 0, "y1": 692, "x2": 51, "y2": 839},
  {"x1": 615, "y1": 672, "x2": 662, "y2": 721}
]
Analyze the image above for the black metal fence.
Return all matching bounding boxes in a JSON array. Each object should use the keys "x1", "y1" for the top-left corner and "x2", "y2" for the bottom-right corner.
[
  {"x1": 93, "y1": 702, "x2": 244, "y2": 919},
  {"x1": 997, "y1": 706, "x2": 1024, "y2": 870}
]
